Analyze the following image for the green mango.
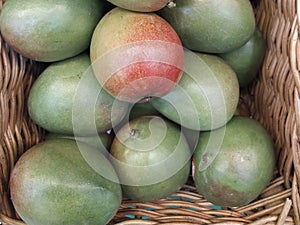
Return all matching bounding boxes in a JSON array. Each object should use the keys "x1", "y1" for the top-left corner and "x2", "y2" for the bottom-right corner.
[
  {"x1": 28, "y1": 53, "x2": 129, "y2": 136},
  {"x1": 107, "y1": 0, "x2": 172, "y2": 12},
  {"x1": 159, "y1": 0, "x2": 256, "y2": 53},
  {"x1": 0, "y1": 0, "x2": 104, "y2": 62},
  {"x1": 10, "y1": 139, "x2": 122, "y2": 225},
  {"x1": 151, "y1": 50, "x2": 239, "y2": 131},
  {"x1": 219, "y1": 28, "x2": 266, "y2": 87},
  {"x1": 110, "y1": 116, "x2": 191, "y2": 201},
  {"x1": 193, "y1": 116, "x2": 275, "y2": 207}
]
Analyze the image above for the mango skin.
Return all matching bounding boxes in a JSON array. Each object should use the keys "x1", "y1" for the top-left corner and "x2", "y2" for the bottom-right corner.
[
  {"x1": 193, "y1": 116, "x2": 276, "y2": 207},
  {"x1": 107, "y1": 0, "x2": 171, "y2": 12},
  {"x1": 159, "y1": 0, "x2": 256, "y2": 53},
  {"x1": 45, "y1": 131, "x2": 114, "y2": 155},
  {"x1": 219, "y1": 28, "x2": 266, "y2": 87},
  {"x1": 110, "y1": 116, "x2": 191, "y2": 201},
  {"x1": 0, "y1": 0, "x2": 104, "y2": 62},
  {"x1": 90, "y1": 7, "x2": 184, "y2": 103},
  {"x1": 151, "y1": 51, "x2": 240, "y2": 131},
  {"x1": 10, "y1": 139, "x2": 122, "y2": 225},
  {"x1": 28, "y1": 53, "x2": 129, "y2": 136}
]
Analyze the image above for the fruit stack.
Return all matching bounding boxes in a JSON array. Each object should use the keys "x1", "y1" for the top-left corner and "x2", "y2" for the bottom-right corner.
[{"x1": 0, "y1": 0, "x2": 299, "y2": 225}]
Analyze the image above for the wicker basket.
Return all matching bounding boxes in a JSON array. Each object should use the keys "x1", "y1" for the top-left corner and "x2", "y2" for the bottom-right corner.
[{"x1": 1, "y1": 0, "x2": 299, "y2": 224}]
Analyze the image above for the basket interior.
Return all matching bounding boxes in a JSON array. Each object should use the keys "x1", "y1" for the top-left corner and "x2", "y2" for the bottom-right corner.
[{"x1": 0, "y1": 0, "x2": 299, "y2": 224}]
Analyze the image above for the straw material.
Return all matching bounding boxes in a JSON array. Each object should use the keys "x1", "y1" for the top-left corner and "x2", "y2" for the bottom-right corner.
[
  {"x1": 0, "y1": 0, "x2": 45, "y2": 222},
  {"x1": 0, "y1": 0, "x2": 299, "y2": 224}
]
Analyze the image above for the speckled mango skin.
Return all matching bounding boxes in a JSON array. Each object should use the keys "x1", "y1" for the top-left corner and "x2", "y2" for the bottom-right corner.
[
  {"x1": 0, "y1": 0, "x2": 104, "y2": 62},
  {"x1": 219, "y1": 28, "x2": 266, "y2": 87},
  {"x1": 90, "y1": 7, "x2": 184, "y2": 102},
  {"x1": 10, "y1": 139, "x2": 122, "y2": 225},
  {"x1": 159, "y1": 0, "x2": 256, "y2": 53},
  {"x1": 27, "y1": 53, "x2": 129, "y2": 136},
  {"x1": 110, "y1": 116, "x2": 191, "y2": 201},
  {"x1": 193, "y1": 116, "x2": 276, "y2": 207},
  {"x1": 151, "y1": 51, "x2": 240, "y2": 131}
]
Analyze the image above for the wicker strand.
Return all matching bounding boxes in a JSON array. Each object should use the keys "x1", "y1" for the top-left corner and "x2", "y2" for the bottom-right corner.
[
  {"x1": 290, "y1": 7, "x2": 300, "y2": 194},
  {"x1": 248, "y1": 0, "x2": 300, "y2": 186},
  {"x1": 0, "y1": 0, "x2": 300, "y2": 224},
  {"x1": 292, "y1": 174, "x2": 300, "y2": 224},
  {"x1": 0, "y1": 22, "x2": 43, "y2": 222}
]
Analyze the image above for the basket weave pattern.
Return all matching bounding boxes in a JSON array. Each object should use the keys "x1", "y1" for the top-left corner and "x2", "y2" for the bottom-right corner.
[
  {"x1": 0, "y1": 0, "x2": 299, "y2": 224},
  {"x1": 0, "y1": 0, "x2": 44, "y2": 222}
]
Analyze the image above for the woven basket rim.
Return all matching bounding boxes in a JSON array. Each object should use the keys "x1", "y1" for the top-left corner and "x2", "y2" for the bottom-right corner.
[{"x1": 0, "y1": 0, "x2": 300, "y2": 224}]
